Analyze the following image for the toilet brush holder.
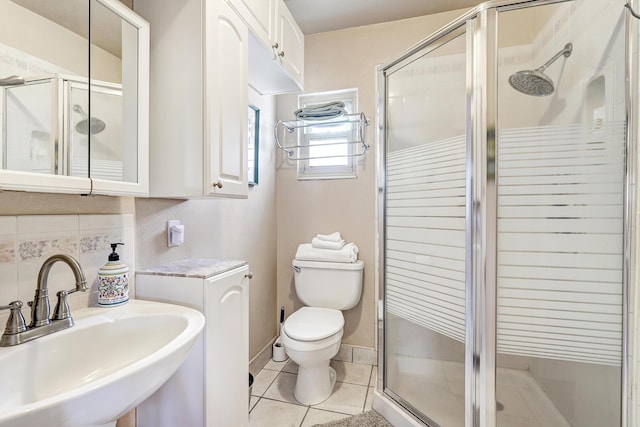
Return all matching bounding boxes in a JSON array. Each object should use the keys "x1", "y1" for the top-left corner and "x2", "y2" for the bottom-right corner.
[{"x1": 272, "y1": 340, "x2": 287, "y2": 362}]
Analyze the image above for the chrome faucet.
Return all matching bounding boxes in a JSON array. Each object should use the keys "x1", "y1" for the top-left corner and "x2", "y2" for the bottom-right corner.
[{"x1": 0, "y1": 254, "x2": 88, "y2": 346}]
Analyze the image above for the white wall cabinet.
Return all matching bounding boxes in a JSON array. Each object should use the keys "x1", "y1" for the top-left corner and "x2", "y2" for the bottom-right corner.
[
  {"x1": 134, "y1": 0, "x2": 248, "y2": 198},
  {"x1": 136, "y1": 263, "x2": 250, "y2": 427},
  {"x1": 228, "y1": 0, "x2": 304, "y2": 94},
  {"x1": 206, "y1": 2, "x2": 249, "y2": 197},
  {"x1": 0, "y1": 0, "x2": 149, "y2": 197},
  {"x1": 273, "y1": 0, "x2": 304, "y2": 88},
  {"x1": 225, "y1": 0, "x2": 276, "y2": 45}
]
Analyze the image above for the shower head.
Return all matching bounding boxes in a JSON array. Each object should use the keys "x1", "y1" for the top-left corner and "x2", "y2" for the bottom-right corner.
[
  {"x1": 72, "y1": 104, "x2": 106, "y2": 135},
  {"x1": 508, "y1": 43, "x2": 573, "y2": 96}
]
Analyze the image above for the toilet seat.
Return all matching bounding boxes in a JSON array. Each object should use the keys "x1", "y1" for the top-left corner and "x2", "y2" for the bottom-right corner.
[{"x1": 283, "y1": 307, "x2": 344, "y2": 342}]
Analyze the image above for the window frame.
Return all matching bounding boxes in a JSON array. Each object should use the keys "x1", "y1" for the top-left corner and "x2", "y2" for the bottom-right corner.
[{"x1": 296, "y1": 89, "x2": 359, "y2": 180}]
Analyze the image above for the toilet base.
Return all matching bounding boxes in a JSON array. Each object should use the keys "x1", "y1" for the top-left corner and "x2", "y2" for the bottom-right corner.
[{"x1": 294, "y1": 363, "x2": 337, "y2": 405}]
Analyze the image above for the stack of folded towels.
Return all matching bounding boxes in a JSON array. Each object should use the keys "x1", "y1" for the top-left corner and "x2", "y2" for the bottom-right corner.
[
  {"x1": 294, "y1": 101, "x2": 346, "y2": 121},
  {"x1": 295, "y1": 232, "x2": 359, "y2": 263}
]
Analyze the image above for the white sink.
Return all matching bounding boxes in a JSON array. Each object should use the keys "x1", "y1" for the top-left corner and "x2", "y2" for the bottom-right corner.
[{"x1": 0, "y1": 299, "x2": 205, "y2": 427}]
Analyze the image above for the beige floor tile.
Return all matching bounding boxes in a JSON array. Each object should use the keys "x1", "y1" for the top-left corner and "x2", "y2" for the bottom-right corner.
[
  {"x1": 249, "y1": 399, "x2": 309, "y2": 427},
  {"x1": 252, "y1": 369, "x2": 280, "y2": 397},
  {"x1": 300, "y1": 409, "x2": 350, "y2": 427},
  {"x1": 333, "y1": 344, "x2": 353, "y2": 362},
  {"x1": 263, "y1": 372, "x2": 302, "y2": 405},
  {"x1": 250, "y1": 396, "x2": 260, "y2": 412},
  {"x1": 331, "y1": 360, "x2": 372, "y2": 386},
  {"x1": 364, "y1": 387, "x2": 375, "y2": 411},
  {"x1": 369, "y1": 367, "x2": 379, "y2": 387},
  {"x1": 312, "y1": 382, "x2": 368, "y2": 415},
  {"x1": 264, "y1": 358, "x2": 291, "y2": 372},
  {"x1": 353, "y1": 347, "x2": 377, "y2": 365},
  {"x1": 283, "y1": 359, "x2": 299, "y2": 374}
]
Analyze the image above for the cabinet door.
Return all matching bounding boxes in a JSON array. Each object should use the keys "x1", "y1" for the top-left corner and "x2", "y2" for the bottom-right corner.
[
  {"x1": 205, "y1": 2, "x2": 249, "y2": 198},
  {"x1": 274, "y1": 0, "x2": 304, "y2": 89},
  {"x1": 225, "y1": 0, "x2": 275, "y2": 48},
  {"x1": 204, "y1": 266, "x2": 249, "y2": 427}
]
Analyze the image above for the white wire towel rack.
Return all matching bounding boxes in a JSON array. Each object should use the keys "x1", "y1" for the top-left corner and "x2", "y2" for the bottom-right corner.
[{"x1": 274, "y1": 112, "x2": 370, "y2": 161}]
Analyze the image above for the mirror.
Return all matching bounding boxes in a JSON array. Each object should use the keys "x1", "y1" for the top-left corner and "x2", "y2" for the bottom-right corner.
[
  {"x1": 248, "y1": 105, "x2": 259, "y2": 186},
  {"x1": 0, "y1": 0, "x2": 148, "y2": 193}
]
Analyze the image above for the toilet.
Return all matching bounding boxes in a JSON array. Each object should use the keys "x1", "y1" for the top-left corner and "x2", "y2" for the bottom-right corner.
[{"x1": 281, "y1": 258, "x2": 364, "y2": 405}]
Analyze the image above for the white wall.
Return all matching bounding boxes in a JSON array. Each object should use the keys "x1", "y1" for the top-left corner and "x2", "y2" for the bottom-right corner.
[{"x1": 276, "y1": 9, "x2": 469, "y2": 349}]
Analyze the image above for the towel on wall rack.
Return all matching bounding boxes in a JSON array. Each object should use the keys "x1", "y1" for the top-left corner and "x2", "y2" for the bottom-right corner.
[
  {"x1": 294, "y1": 101, "x2": 346, "y2": 120},
  {"x1": 295, "y1": 243, "x2": 359, "y2": 263}
]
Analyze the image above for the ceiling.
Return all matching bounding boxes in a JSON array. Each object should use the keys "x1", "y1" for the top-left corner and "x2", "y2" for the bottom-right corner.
[{"x1": 284, "y1": 0, "x2": 487, "y2": 34}]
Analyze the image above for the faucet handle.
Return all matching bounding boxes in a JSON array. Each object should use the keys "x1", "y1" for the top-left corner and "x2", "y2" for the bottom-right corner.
[
  {"x1": 52, "y1": 290, "x2": 72, "y2": 321},
  {"x1": 0, "y1": 301, "x2": 27, "y2": 335}
]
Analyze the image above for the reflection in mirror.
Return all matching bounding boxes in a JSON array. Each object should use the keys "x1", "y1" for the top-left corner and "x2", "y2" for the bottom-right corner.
[
  {"x1": 248, "y1": 105, "x2": 259, "y2": 186},
  {"x1": 0, "y1": 0, "x2": 143, "y2": 187},
  {"x1": 0, "y1": 0, "x2": 89, "y2": 176},
  {"x1": 90, "y1": 0, "x2": 138, "y2": 183}
]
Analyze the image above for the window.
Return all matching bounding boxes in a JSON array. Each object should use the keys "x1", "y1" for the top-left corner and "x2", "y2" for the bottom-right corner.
[{"x1": 297, "y1": 89, "x2": 358, "y2": 180}]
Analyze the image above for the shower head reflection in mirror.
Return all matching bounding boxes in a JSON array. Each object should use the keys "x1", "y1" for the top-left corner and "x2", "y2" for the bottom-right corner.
[{"x1": 73, "y1": 104, "x2": 106, "y2": 135}]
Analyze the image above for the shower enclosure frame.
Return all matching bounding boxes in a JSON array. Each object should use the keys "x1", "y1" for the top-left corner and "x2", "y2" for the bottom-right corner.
[{"x1": 375, "y1": 1, "x2": 637, "y2": 426}]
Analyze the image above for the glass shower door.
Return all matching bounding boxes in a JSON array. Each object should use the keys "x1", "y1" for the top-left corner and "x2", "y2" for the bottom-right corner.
[
  {"x1": 383, "y1": 27, "x2": 468, "y2": 427},
  {"x1": 495, "y1": 1, "x2": 625, "y2": 426}
]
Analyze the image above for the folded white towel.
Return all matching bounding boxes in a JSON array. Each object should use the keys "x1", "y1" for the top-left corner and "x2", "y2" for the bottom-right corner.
[
  {"x1": 312, "y1": 237, "x2": 346, "y2": 250},
  {"x1": 316, "y1": 232, "x2": 342, "y2": 242},
  {"x1": 295, "y1": 243, "x2": 359, "y2": 263}
]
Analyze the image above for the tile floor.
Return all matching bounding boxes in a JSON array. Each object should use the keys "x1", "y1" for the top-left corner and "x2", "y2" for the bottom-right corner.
[
  {"x1": 249, "y1": 358, "x2": 376, "y2": 427},
  {"x1": 251, "y1": 355, "x2": 570, "y2": 427}
]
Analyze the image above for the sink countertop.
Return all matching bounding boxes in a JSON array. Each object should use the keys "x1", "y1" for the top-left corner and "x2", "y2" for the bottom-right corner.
[{"x1": 136, "y1": 259, "x2": 247, "y2": 279}]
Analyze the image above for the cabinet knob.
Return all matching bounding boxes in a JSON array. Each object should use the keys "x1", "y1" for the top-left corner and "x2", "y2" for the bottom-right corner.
[
  {"x1": 213, "y1": 180, "x2": 223, "y2": 189},
  {"x1": 272, "y1": 43, "x2": 279, "y2": 49},
  {"x1": 245, "y1": 272, "x2": 253, "y2": 279},
  {"x1": 278, "y1": 51, "x2": 285, "y2": 58}
]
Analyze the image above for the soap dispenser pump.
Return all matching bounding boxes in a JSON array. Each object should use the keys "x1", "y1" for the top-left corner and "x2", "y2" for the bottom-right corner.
[{"x1": 98, "y1": 242, "x2": 129, "y2": 307}]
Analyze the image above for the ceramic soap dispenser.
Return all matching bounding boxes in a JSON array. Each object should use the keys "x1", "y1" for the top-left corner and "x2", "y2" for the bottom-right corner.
[{"x1": 98, "y1": 242, "x2": 129, "y2": 306}]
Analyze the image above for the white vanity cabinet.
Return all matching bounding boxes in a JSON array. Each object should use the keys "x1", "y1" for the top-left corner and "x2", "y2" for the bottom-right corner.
[
  {"x1": 134, "y1": 0, "x2": 249, "y2": 198},
  {"x1": 136, "y1": 260, "x2": 250, "y2": 427},
  {"x1": 227, "y1": 0, "x2": 304, "y2": 94}
]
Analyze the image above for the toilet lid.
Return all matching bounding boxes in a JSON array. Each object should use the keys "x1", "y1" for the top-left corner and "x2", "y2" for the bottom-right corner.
[{"x1": 284, "y1": 307, "x2": 344, "y2": 342}]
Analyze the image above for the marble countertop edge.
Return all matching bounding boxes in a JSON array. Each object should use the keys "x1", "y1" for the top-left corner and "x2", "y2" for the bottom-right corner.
[{"x1": 136, "y1": 259, "x2": 248, "y2": 279}]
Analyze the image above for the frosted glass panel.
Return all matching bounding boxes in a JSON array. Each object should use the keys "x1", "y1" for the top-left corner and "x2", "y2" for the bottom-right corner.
[
  {"x1": 496, "y1": 1, "x2": 624, "y2": 426},
  {"x1": 384, "y1": 31, "x2": 466, "y2": 427}
]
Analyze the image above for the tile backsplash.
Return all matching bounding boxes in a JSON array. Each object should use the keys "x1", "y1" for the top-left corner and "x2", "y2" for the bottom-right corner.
[{"x1": 0, "y1": 214, "x2": 135, "y2": 318}]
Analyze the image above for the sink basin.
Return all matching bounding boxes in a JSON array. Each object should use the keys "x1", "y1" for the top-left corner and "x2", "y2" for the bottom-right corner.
[{"x1": 0, "y1": 299, "x2": 205, "y2": 427}]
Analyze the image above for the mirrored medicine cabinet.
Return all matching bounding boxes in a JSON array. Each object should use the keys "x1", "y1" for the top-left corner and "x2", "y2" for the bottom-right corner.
[{"x1": 0, "y1": 0, "x2": 148, "y2": 195}]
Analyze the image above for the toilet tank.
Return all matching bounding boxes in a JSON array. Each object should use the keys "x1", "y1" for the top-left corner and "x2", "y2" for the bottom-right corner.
[{"x1": 292, "y1": 259, "x2": 364, "y2": 310}]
